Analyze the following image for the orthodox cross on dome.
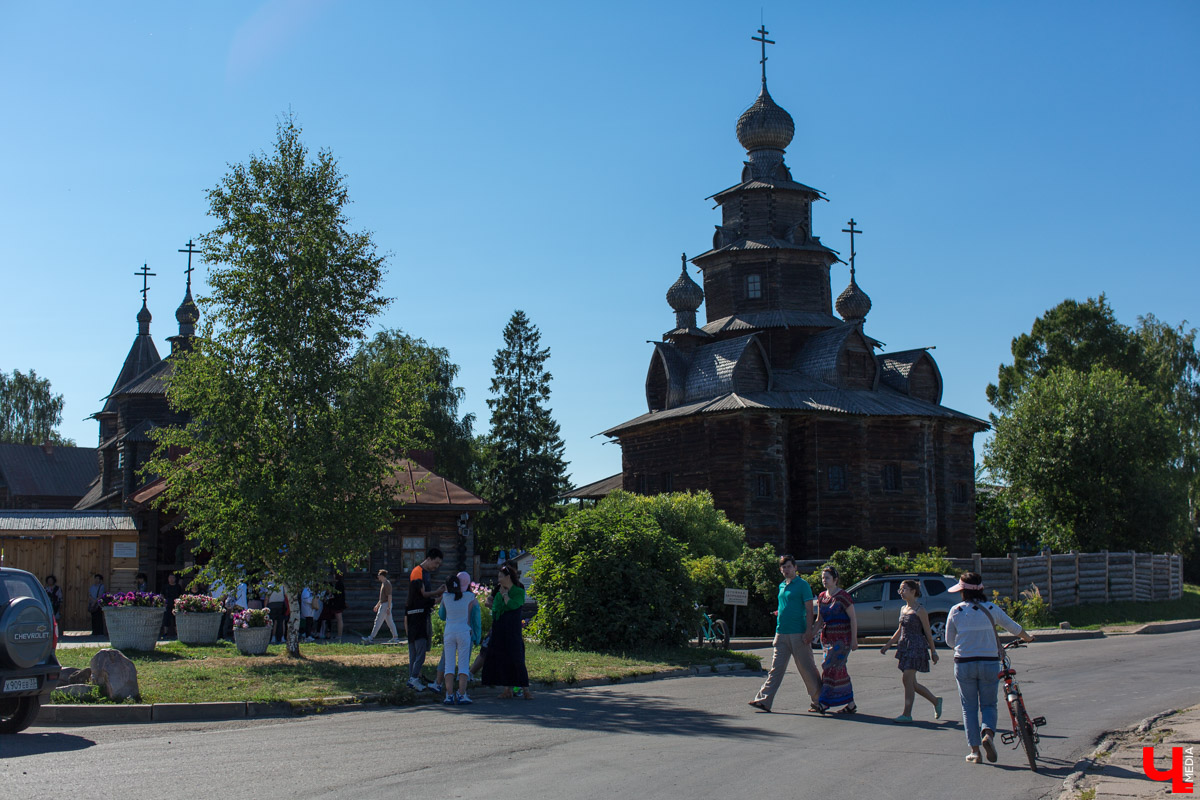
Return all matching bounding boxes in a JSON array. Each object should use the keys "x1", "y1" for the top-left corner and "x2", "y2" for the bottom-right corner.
[
  {"x1": 842, "y1": 219, "x2": 863, "y2": 278},
  {"x1": 178, "y1": 239, "x2": 200, "y2": 293},
  {"x1": 134, "y1": 263, "x2": 156, "y2": 304},
  {"x1": 752, "y1": 25, "x2": 775, "y2": 87},
  {"x1": 681, "y1": 252, "x2": 688, "y2": 271}
]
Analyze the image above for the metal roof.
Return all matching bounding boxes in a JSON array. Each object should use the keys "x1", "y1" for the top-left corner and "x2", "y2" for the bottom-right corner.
[
  {"x1": 100, "y1": 331, "x2": 161, "y2": 412},
  {"x1": 0, "y1": 444, "x2": 98, "y2": 500},
  {"x1": 710, "y1": 177, "x2": 826, "y2": 202},
  {"x1": 0, "y1": 509, "x2": 137, "y2": 532},
  {"x1": 106, "y1": 357, "x2": 173, "y2": 400}
]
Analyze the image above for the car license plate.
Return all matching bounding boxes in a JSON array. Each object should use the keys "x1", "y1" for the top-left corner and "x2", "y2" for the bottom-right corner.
[{"x1": 3, "y1": 677, "x2": 38, "y2": 692}]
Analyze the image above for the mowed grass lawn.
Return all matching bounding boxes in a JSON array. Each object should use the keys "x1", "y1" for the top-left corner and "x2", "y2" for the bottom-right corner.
[
  {"x1": 1050, "y1": 583, "x2": 1200, "y2": 629},
  {"x1": 55, "y1": 641, "x2": 760, "y2": 704}
]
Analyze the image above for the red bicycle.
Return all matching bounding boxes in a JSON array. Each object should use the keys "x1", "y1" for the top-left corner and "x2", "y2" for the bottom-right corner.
[{"x1": 998, "y1": 640, "x2": 1047, "y2": 771}]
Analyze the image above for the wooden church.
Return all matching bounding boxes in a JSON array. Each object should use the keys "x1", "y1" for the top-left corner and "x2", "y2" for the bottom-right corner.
[{"x1": 603, "y1": 32, "x2": 987, "y2": 558}]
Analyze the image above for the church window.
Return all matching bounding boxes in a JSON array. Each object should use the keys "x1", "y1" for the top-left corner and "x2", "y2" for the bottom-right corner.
[
  {"x1": 117, "y1": 450, "x2": 125, "y2": 471},
  {"x1": 660, "y1": 472, "x2": 673, "y2": 493},
  {"x1": 635, "y1": 473, "x2": 648, "y2": 494},
  {"x1": 745, "y1": 274, "x2": 762, "y2": 299},
  {"x1": 954, "y1": 482, "x2": 968, "y2": 503},
  {"x1": 827, "y1": 465, "x2": 847, "y2": 492},
  {"x1": 882, "y1": 463, "x2": 901, "y2": 492},
  {"x1": 756, "y1": 474, "x2": 772, "y2": 498},
  {"x1": 401, "y1": 536, "x2": 427, "y2": 573}
]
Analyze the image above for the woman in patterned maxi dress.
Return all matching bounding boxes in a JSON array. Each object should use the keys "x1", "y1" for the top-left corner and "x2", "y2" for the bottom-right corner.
[{"x1": 815, "y1": 566, "x2": 858, "y2": 713}]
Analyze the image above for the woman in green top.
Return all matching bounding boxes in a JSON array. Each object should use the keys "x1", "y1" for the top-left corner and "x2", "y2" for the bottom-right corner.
[{"x1": 481, "y1": 564, "x2": 532, "y2": 698}]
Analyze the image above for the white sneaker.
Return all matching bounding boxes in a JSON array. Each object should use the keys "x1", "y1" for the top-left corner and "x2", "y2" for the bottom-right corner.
[
  {"x1": 406, "y1": 677, "x2": 423, "y2": 690},
  {"x1": 386, "y1": 637, "x2": 401, "y2": 644},
  {"x1": 457, "y1": 692, "x2": 473, "y2": 705},
  {"x1": 425, "y1": 681, "x2": 442, "y2": 692}
]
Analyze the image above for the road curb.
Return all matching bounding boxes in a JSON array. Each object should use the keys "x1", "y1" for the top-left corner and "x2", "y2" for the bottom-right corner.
[
  {"x1": 39, "y1": 662, "x2": 748, "y2": 726},
  {"x1": 1131, "y1": 619, "x2": 1200, "y2": 635},
  {"x1": 1055, "y1": 707, "x2": 1188, "y2": 800}
]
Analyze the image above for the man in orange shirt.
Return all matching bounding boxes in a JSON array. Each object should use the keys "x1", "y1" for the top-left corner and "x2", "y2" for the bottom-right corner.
[{"x1": 405, "y1": 548, "x2": 445, "y2": 691}]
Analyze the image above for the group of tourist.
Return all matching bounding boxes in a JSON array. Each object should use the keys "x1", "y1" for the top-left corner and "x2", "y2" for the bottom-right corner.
[
  {"x1": 749, "y1": 555, "x2": 1035, "y2": 765},
  {"x1": 381, "y1": 547, "x2": 532, "y2": 706}
]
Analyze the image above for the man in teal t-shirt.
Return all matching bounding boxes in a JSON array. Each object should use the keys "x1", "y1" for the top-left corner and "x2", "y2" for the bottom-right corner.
[{"x1": 748, "y1": 554, "x2": 822, "y2": 712}]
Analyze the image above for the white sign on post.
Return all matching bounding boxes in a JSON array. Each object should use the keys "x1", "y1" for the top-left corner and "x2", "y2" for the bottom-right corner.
[
  {"x1": 723, "y1": 587, "x2": 748, "y2": 639},
  {"x1": 112, "y1": 542, "x2": 137, "y2": 559}
]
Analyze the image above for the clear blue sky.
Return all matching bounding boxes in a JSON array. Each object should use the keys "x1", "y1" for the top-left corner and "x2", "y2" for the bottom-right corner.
[{"x1": 2, "y1": 2, "x2": 1197, "y2": 488}]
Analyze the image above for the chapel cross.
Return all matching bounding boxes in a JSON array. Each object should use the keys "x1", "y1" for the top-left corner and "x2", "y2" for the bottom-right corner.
[
  {"x1": 681, "y1": 252, "x2": 688, "y2": 272},
  {"x1": 752, "y1": 25, "x2": 775, "y2": 86},
  {"x1": 842, "y1": 219, "x2": 863, "y2": 277},
  {"x1": 134, "y1": 263, "x2": 156, "y2": 304},
  {"x1": 178, "y1": 239, "x2": 200, "y2": 292}
]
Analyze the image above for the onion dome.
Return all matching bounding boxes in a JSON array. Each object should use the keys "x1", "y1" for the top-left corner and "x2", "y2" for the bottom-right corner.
[
  {"x1": 136, "y1": 301, "x2": 152, "y2": 335},
  {"x1": 736, "y1": 85, "x2": 795, "y2": 153},
  {"x1": 175, "y1": 289, "x2": 199, "y2": 337},
  {"x1": 666, "y1": 254, "x2": 704, "y2": 332},
  {"x1": 836, "y1": 274, "x2": 872, "y2": 324},
  {"x1": 666, "y1": 257, "x2": 704, "y2": 313}
]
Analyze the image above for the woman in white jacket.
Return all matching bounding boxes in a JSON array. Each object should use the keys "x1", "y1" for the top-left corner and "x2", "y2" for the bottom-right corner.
[{"x1": 945, "y1": 572, "x2": 1035, "y2": 764}]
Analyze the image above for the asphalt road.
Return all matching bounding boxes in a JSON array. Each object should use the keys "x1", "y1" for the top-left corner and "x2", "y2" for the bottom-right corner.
[{"x1": 3, "y1": 630, "x2": 1197, "y2": 800}]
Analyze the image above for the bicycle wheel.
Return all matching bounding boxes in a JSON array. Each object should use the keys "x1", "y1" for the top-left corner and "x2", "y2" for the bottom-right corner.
[
  {"x1": 1014, "y1": 702, "x2": 1038, "y2": 771},
  {"x1": 713, "y1": 619, "x2": 730, "y2": 649}
]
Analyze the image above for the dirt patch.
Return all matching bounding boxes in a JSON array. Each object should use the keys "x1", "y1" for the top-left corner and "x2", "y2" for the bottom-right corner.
[{"x1": 185, "y1": 653, "x2": 410, "y2": 669}]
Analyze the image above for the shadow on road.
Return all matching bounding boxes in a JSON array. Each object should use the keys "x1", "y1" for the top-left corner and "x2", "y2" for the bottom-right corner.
[
  {"x1": 1, "y1": 731, "x2": 95, "y2": 757},
  {"x1": 455, "y1": 689, "x2": 783, "y2": 740}
]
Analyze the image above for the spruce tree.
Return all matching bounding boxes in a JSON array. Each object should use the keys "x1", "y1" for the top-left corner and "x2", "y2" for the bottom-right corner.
[{"x1": 481, "y1": 310, "x2": 569, "y2": 552}]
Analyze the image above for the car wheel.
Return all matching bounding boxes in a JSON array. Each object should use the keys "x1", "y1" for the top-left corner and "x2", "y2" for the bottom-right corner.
[
  {"x1": 0, "y1": 695, "x2": 41, "y2": 734},
  {"x1": 928, "y1": 614, "x2": 948, "y2": 646}
]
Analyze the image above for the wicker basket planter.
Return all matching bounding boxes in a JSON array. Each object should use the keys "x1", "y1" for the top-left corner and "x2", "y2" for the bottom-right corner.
[
  {"x1": 176, "y1": 611, "x2": 223, "y2": 646},
  {"x1": 103, "y1": 606, "x2": 162, "y2": 651},
  {"x1": 234, "y1": 625, "x2": 272, "y2": 655}
]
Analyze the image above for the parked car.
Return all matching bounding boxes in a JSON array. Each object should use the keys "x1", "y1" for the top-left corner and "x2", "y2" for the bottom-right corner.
[
  {"x1": 1, "y1": 566, "x2": 61, "y2": 733},
  {"x1": 845, "y1": 572, "x2": 959, "y2": 645}
]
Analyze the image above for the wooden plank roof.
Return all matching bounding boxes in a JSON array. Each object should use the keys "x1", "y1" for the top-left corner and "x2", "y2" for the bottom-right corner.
[
  {"x1": 0, "y1": 444, "x2": 98, "y2": 499},
  {"x1": 561, "y1": 473, "x2": 623, "y2": 500}
]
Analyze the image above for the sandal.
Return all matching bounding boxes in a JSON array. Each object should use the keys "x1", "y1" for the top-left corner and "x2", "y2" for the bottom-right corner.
[
  {"x1": 748, "y1": 700, "x2": 771, "y2": 712},
  {"x1": 808, "y1": 702, "x2": 826, "y2": 714},
  {"x1": 965, "y1": 752, "x2": 981, "y2": 764},
  {"x1": 836, "y1": 703, "x2": 857, "y2": 715}
]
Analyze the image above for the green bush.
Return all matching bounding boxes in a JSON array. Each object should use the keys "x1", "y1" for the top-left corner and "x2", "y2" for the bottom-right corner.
[
  {"x1": 431, "y1": 599, "x2": 493, "y2": 646},
  {"x1": 640, "y1": 490, "x2": 745, "y2": 560},
  {"x1": 684, "y1": 555, "x2": 732, "y2": 615},
  {"x1": 529, "y1": 491, "x2": 693, "y2": 650},
  {"x1": 802, "y1": 546, "x2": 956, "y2": 594},
  {"x1": 992, "y1": 585, "x2": 1052, "y2": 629}
]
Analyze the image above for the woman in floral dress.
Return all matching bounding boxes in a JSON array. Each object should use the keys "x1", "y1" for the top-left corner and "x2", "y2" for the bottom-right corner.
[{"x1": 814, "y1": 566, "x2": 858, "y2": 713}]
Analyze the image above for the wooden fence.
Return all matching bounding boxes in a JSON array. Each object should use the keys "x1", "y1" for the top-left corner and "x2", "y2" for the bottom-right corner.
[
  {"x1": 788, "y1": 551, "x2": 1182, "y2": 611},
  {"x1": 945, "y1": 551, "x2": 1184, "y2": 610}
]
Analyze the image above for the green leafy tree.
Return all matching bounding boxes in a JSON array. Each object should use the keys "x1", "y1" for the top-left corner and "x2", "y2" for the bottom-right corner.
[
  {"x1": 146, "y1": 116, "x2": 429, "y2": 657},
  {"x1": 985, "y1": 367, "x2": 1188, "y2": 553},
  {"x1": 479, "y1": 310, "x2": 569, "y2": 553},
  {"x1": 529, "y1": 492, "x2": 692, "y2": 650},
  {"x1": 355, "y1": 330, "x2": 481, "y2": 490},
  {"x1": 0, "y1": 368, "x2": 74, "y2": 446},
  {"x1": 987, "y1": 296, "x2": 1200, "y2": 553}
]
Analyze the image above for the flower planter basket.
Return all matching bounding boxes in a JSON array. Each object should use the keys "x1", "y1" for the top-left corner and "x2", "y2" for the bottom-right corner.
[
  {"x1": 176, "y1": 611, "x2": 223, "y2": 646},
  {"x1": 234, "y1": 625, "x2": 272, "y2": 656},
  {"x1": 103, "y1": 606, "x2": 162, "y2": 651}
]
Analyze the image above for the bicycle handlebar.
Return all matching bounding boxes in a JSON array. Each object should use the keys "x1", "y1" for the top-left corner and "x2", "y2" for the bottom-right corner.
[{"x1": 1003, "y1": 640, "x2": 1025, "y2": 650}]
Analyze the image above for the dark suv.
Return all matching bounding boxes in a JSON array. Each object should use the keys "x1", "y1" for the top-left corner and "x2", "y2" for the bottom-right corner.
[
  {"x1": 845, "y1": 572, "x2": 959, "y2": 645},
  {"x1": 0, "y1": 566, "x2": 61, "y2": 733}
]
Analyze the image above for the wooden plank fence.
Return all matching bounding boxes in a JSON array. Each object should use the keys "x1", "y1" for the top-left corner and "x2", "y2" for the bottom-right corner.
[{"x1": 945, "y1": 550, "x2": 1184, "y2": 610}]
